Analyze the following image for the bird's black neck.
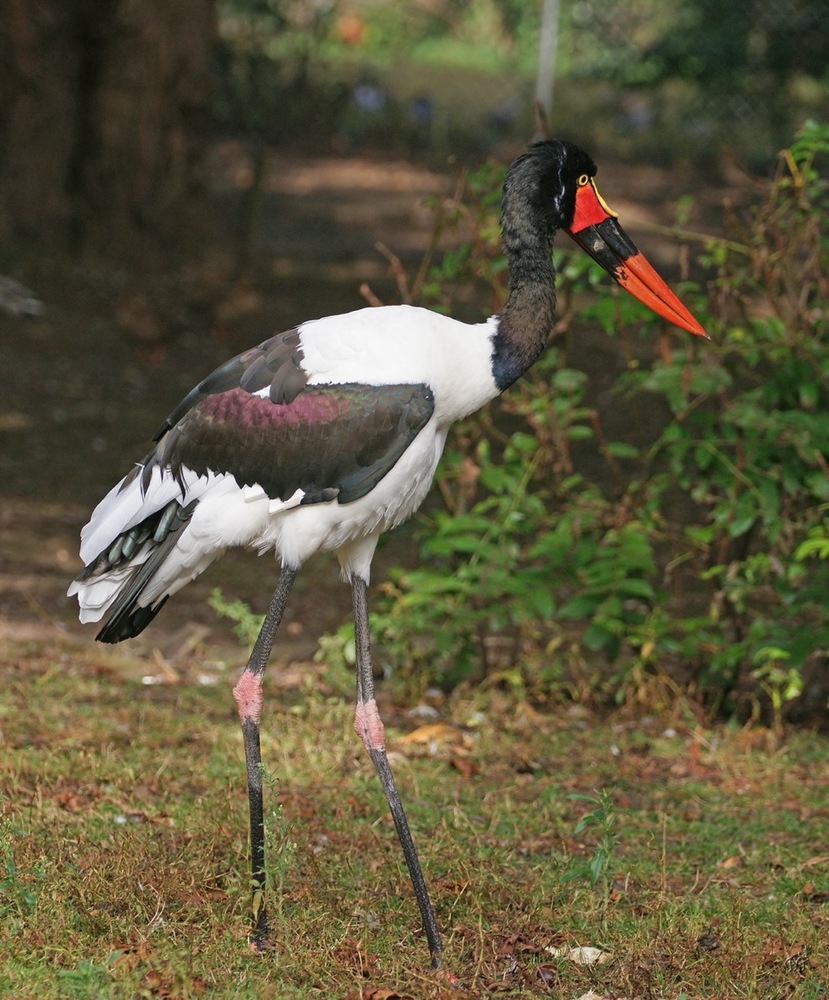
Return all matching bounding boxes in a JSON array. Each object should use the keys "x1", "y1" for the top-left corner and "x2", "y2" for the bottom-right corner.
[{"x1": 490, "y1": 234, "x2": 557, "y2": 392}]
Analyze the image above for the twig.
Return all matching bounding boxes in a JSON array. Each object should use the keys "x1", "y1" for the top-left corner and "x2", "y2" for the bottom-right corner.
[
  {"x1": 375, "y1": 241, "x2": 412, "y2": 304},
  {"x1": 359, "y1": 283, "x2": 384, "y2": 308}
]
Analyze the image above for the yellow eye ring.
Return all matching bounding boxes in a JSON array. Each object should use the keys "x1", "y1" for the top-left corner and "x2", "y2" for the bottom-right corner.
[{"x1": 577, "y1": 173, "x2": 590, "y2": 186}]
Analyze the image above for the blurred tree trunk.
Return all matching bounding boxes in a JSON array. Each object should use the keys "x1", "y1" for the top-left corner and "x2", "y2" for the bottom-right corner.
[{"x1": 0, "y1": 0, "x2": 215, "y2": 248}]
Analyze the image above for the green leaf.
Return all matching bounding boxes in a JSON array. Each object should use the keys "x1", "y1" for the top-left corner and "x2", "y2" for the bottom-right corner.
[
  {"x1": 526, "y1": 587, "x2": 556, "y2": 619},
  {"x1": 583, "y1": 622, "x2": 614, "y2": 653},
  {"x1": 558, "y1": 594, "x2": 601, "y2": 620},
  {"x1": 606, "y1": 441, "x2": 640, "y2": 459},
  {"x1": 618, "y1": 578, "x2": 655, "y2": 601},
  {"x1": 727, "y1": 512, "x2": 756, "y2": 539}
]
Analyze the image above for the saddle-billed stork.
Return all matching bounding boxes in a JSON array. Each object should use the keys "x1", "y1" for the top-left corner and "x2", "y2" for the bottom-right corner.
[{"x1": 69, "y1": 139, "x2": 704, "y2": 965}]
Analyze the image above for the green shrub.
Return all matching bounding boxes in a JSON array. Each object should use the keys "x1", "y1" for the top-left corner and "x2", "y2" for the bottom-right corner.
[
  {"x1": 630, "y1": 119, "x2": 829, "y2": 706},
  {"x1": 357, "y1": 121, "x2": 829, "y2": 714}
]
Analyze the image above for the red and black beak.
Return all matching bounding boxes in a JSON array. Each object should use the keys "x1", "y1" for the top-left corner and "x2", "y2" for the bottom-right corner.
[{"x1": 566, "y1": 179, "x2": 706, "y2": 337}]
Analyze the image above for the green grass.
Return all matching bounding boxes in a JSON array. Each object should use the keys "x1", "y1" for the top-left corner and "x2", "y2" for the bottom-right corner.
[{"x1": 1, "y1": 636, "x2": 828, "y2": 998}]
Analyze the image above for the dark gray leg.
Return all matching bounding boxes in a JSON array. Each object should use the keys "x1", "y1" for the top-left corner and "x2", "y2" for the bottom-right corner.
[
  {"x1": 350, "y1": 574, "x2": 442, "y2": 966},
  {"x1": 232, "y1": 565, "x2": 297, "y2": 949}
]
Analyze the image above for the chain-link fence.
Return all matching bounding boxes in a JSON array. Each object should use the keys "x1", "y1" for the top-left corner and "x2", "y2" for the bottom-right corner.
[{"x1": 216, "y1": 0, "x2": 828, "y2": 166}]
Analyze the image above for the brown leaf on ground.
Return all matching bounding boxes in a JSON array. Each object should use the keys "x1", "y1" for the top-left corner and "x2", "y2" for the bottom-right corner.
[
  {"x1": 53, "y1": 790, "x2": 87, "y2": 811},
  {"x1": 396, "y1": 722, "x2": 460, "y2": 746},
  {"x1": 332, "y1": 939, "x2": 377, "y2": 978},
  {"x1": 762, "y1": 938, "x2": 806, "y2": 960},
  {"x1": 140, "y1": 966, "x2": 206, "y2": 997},
  {"x1": 607, "y1": 879, "x2": 626, "y2": 903},
  {"x1": 762, "y1": 938, "x2": 809, "y2": 975},
  {"x1": 497, "y1": 932, "x2": 555, "y2": 957},
  {"x1": 801, "y1": 882, "x2": 829, "y2": 902},
  {"x1": 50, "y1": 780, "x2": 103, "y2": 812},
  {"x1": 110, "y1": 943, "x2": 152, "y2": 973},
  {"x1": 450, "y1": 752, "x2": 478, "y2": 779}
]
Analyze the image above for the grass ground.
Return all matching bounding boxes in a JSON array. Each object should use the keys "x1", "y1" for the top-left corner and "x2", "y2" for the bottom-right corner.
[{"x1": 1, "y1": 630, "x2": 827, "y2": 999}]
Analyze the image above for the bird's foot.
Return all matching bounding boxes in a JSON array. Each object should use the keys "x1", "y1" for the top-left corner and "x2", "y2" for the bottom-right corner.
[
  {"x1": 248, "y1": 926, "x2": 273, "y2": 953},
  {"x1": 247, "y1": 902, "x2": 271, "y2": 953}
]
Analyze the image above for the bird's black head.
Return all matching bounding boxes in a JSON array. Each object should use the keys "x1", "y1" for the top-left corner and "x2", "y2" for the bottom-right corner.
[
  {"x1": 502, "y1": 139, "x2": 598, "y2": 236},
  {"x1": 499, "y1": 136, "x2": 707, "y2": 341}
]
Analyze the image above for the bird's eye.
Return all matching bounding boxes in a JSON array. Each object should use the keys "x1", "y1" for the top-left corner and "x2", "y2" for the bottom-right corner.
[{"x1": 577, "y1": 173, "x2": 590, "y2": 187}]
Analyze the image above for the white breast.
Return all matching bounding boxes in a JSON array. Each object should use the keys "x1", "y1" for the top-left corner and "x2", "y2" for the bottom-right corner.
[{"x1": 298, "y1": 305, "x2": 500, "y2": 426}]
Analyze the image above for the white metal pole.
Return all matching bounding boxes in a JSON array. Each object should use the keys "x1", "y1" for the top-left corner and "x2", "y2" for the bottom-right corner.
[{"x1": 535, "y1": 0, "x2": 560, "y2": 121}]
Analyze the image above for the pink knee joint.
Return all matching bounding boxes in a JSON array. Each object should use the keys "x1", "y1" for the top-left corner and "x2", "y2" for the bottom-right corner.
[
  {"x1": 233, "y1": 670, "x2": 263, "y2": 726},
  {"x1": 354, "y1": 698, "x2": 386, "y2": 752}
]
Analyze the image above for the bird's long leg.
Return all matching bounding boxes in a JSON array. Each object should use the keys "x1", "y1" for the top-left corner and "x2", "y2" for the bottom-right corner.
[
  {"x1": 232, "y1": 565, "x2": 297, "y2": 950},
  {"x1": 350, "y1": 574, "x2": 442, "y2": 967}
]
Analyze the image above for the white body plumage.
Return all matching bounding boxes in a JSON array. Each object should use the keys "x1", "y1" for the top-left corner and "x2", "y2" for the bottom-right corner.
[{"x1": 69, "y1": 305, "x2": 500, "y2": 627}]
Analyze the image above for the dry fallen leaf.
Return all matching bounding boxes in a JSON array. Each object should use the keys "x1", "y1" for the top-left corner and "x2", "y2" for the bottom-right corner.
[
  {"x1": 498, "y1": 932, "x2": 555, "y2": 957},
  {"x1": 450, "y1": 753, "x2": 478, "y2": 779},
  {"x1": 802, "y1": 882, "x2": 829, "y2": 902},
  {"x1": 331, "y1": 938, "x2": 376, "y2": 978},
  {"x1": 396, "y1": 722, "x2": 459, "y2": 746}
]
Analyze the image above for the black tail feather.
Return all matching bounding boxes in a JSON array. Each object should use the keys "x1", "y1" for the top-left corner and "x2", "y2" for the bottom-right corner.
[
  {"x1": 97, "y1": 595, "x2": 170, "y2": 643},
  {"x1": 95, "y1": 502, "x2": 196, "y2": 643}
]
